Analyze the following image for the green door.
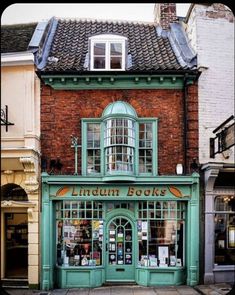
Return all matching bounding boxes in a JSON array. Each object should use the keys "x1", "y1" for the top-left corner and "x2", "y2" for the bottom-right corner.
[{"x1": 106, "y1": 215, "x2": 135, "y2": 282}]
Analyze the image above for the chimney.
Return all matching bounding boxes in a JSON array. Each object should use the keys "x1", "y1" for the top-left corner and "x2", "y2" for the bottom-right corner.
[{"x1": 154, "y1": 3, "x2": 178, "y2": 30}]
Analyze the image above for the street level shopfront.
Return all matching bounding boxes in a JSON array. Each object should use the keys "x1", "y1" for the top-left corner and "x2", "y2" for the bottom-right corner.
[{"x1": 41, "y1": 174, "x2": 199, "y2": 289}]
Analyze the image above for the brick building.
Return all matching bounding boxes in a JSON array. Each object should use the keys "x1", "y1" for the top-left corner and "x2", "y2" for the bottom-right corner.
[{"x1": 30, "y1": 11, "x2": 200, "y2": 289}]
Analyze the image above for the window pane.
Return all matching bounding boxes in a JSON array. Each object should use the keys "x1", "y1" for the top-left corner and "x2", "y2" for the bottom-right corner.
[
  {"x1": 110, "y1": 43, "x2": 122, "y2": 55},
  {"x1": 94, "y1": 56, "x2": 105, "y2": 69},
  {"x1": 56, "y1": 201, "x2": 103, "y2": 267},
  {"x1": 138, "y1": 201, "x2": 185, "y2": 267},
  {"x1": 139, "y1": 122, "x2": 153, "y2": 174},
  {"x1": 214, "y1": 197, "x2": 235, "y2": 266},
  {"x1": 94, "y1": 43, "x2": 105, "y2": 55},
  {"x1": 110, "y1": 57, "x2": 122, "y2": 69}
]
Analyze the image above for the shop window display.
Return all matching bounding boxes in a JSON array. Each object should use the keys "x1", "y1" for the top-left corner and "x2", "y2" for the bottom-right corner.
[
  {"x1": 138, "y1": 201, "x2": 185, "y2": 267},
  {"x1": 214, "y1": 196, "x2": 235, "y2": 265},
  {"x1": 56, "y1": 201, "x2": 103, "y2": 267}
]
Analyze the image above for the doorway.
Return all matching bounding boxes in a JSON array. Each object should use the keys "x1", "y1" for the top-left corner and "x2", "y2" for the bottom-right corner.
[
  {"x1": 5, "y1": 213, "x2": 28, "y2": 278},
  {"x1": 106, "y1": 214, "x2": 135, "y2": 282}
]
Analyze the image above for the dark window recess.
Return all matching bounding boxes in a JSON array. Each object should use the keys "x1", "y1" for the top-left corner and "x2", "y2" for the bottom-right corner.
[
  {"x1": 1, "y1": 183, "x2": 28, "y2": 201},
  {"x1": 214, "y1": 172, "x2": 235, "y2": 187}
]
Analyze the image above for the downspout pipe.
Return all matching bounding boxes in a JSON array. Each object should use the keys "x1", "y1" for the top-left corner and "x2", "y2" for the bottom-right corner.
[{"x1": 183, "y1": 73, "x2": 189, "y2": 175}]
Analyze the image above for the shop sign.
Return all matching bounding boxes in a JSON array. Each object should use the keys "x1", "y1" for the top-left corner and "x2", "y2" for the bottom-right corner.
[{"x1": 50, "y1": 185, "x2": 190, "y2": 199}]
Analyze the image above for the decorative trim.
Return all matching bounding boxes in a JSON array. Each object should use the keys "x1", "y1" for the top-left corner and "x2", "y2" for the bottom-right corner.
[
  {"x1": 42, "y1": 172, "x2": 199, "y2": 185},
  {"x1": 202, "y1": 163, "x2": 223, "y2": 192},
  {"x1": 1, "y1": 200, "x2": 37, "y2": 208},
  {"x1": 41, "y1": 74, "x2": 197, "y2": 90}
]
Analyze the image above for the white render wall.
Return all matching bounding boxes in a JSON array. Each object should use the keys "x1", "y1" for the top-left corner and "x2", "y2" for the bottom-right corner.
[{"x1": 186, "y1": 4, "x2": 234, "y2": 165}]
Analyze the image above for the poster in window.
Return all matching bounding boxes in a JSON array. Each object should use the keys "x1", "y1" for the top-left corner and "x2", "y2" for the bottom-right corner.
[
  {"x1": 228, "y1": 226, "x2": 235, "y2": 248},
  {"x1": 157, "y1": 245, "x2": 169, "y2": 266},
  {"x1": 218, "y1": 240, "x2": 225, "y2": 249}
]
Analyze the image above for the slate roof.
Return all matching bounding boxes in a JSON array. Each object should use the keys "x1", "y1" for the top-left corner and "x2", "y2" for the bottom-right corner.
[
  {"x1": 41, "y1": 18, "x2": 195, "y2": 72},
  {"x1": 1, "y1": 23, "x2": 37, "y2": 53}
]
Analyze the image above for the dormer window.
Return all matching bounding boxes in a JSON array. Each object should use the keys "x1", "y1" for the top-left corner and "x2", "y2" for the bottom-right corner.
[{"x1": 90, "y1": 34, "x2": 127, "y2": 71}]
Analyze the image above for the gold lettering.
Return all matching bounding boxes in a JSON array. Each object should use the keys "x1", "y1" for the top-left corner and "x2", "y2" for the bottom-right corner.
[
  {"x1": 84, "y1": 189, "x2": 90, "y2": 196},
  {"x1": 160, "y1": 189, "x2": 167, "y2": 196},
  {"x1": 109, "y1": 189, "x2": 120, "y2": 196},
  {"x1": 136, "y1": 189, "x2": 142, "y2": 196},
  {"x1": 100, "y1": 189, "x2": 107, "y2": 196},
  {"x1": 92, "y1": 188, "x2": 99, "y2": 196},
  {"x1": 144, "y1": 189, "x2": 151, "y2": 196},
  {"x1": 72, "y1": 186, "x2": 78, "y2": 196},
  {"x1": 127, "y1": 187, "x2": 135, "y2": 196},
  {"x1": 152, "y1": 188, "x2": 160, "y2": 196}
]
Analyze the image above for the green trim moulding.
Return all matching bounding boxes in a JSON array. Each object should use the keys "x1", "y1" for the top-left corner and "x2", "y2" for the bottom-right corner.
[
  {"x1": 41, "y1": 74, "x2": 196, "y2": 90},
  {"x1": 41, "y1": 173, "x2": 199, "y2": 290}
]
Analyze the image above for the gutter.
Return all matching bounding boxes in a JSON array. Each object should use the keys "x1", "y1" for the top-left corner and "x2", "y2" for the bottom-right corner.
[
  {"x1": 1, "y1": 51, "x2": 34, "y2": 66},
  {"x1": 36, "y1": 69, "x2": 199, "y2": 78},
  {"x1": 183, "y1": 73, "x2": 189, "y2": 174}
]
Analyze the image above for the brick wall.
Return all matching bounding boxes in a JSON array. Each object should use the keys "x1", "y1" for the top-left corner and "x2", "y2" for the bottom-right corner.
[
  {"x1": 41, "y1": 84, "x2": 198, "y2": 175},
  {"x1": 154, "y1": 3, "x2": 178, "y2": 30}
]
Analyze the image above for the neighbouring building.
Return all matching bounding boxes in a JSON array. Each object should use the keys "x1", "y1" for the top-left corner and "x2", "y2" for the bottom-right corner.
[
  {"x1": 186, "y1": 3, "x2": 235, "y2": 284},
  {"x1": 1, "y1": 23, "x2": 41, "y2": 288},
  {"x1": 33, "y1": 12, "x2": 201, "y2": 289}
]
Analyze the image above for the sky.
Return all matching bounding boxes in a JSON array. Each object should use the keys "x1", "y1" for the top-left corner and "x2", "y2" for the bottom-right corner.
[{"x1": 1, "y1": 3, "x2": 191, "y2": 25}]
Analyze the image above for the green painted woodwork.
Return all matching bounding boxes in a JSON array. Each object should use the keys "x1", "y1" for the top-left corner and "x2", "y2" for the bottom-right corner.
[
  {"x1": 103, "y1": 101, "x2": 137, "y2": 118},
  {"x1": 136, "y1": 267, "x2": 186, "y2": 286},
  {"x1": 105, "y1": 210, "x2": 136, "y2": 282},
  {"x1": 40, "y1": 172, "x2": 199, "y2": 289},
  {"x1": 82, "y1": 117, "x2": 158, "y2": 178},
  {"x1": 56, "y1": 267, "x2": 104, "y2": 288},
  {"x1": 41, "y1": 74, "x2": 197, "y2": 90}
]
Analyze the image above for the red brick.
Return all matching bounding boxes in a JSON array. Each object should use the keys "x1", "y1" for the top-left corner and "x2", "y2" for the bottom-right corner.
[{"x1": 41, "y1": 84, "x2": 198, "y2": 175}]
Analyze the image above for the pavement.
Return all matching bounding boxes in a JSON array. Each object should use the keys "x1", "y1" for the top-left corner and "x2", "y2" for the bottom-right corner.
[{"x1": 1, "y1": 283, "x2": 234, "y2": 295}]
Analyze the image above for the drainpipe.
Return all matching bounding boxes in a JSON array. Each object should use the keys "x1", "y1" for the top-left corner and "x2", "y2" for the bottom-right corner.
[{"x1": 183, "y1": 73, "x2": 189, "y2": 175}]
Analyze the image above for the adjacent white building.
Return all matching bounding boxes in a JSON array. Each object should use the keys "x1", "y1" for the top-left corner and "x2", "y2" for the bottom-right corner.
[
  {"x1": 186, "y1": 3, "x2": 235, "y2": 284},
  {"x1": 1, "y1": 24, "x2": 41, "y2": 288}
]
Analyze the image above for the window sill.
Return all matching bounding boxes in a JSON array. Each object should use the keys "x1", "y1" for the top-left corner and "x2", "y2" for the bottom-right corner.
[
  {"x1": 56, "y1": 265, "x2": 104, "y2": 269},
  {"x1": 213, "y1": 265, "x2": 235, "y2": 271},
  {"x1": 137, "y1": 266, "x2": 185, "y2": 269},
  {"x1": 102, "y1": 175, "x2": 136, "y2": 182}
]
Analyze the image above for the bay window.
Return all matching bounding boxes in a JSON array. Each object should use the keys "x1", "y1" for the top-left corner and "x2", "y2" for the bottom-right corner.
[{"x1": 82, "y1": 101, "x2": 157, "y2": 178}]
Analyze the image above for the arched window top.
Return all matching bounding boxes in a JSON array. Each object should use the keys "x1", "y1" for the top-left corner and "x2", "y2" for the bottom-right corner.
[
  {"x1": 1, "y1": 183, "x2": 28, "y2": 201},
  {"x1": 89, "y1": 33, "x2": 127, "y2": 41},
  {"x1": 102, "y1": 101, "x2": 137, "y2": 119}
]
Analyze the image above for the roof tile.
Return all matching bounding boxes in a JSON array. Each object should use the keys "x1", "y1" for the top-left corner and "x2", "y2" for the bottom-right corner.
[{"x1": 42, "y1": 18, "x2": 192, "y2": 72}]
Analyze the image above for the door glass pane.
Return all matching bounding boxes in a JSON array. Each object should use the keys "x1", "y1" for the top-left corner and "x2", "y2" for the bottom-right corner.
[{"x1": 108, "y1": 217, "x2": 132, "y2": 265}]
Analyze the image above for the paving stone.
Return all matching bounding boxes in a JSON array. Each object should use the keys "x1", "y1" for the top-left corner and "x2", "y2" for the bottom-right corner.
[
  {"x1": 67, "y1": 288, "x2": 89, "y2": 295},
  {"x1": 89, "y1": 286, "x2": 111, "y2": 295}
]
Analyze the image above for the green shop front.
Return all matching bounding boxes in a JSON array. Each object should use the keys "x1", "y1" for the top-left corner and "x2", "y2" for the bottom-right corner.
[{"x1": 41, "y1": 175, "x2": 199, "y2": 289}]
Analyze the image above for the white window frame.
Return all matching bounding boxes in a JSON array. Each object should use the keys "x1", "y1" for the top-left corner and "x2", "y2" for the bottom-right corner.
[{"x1": 89, "y1": 34, "x2": 127, "y2": 71}]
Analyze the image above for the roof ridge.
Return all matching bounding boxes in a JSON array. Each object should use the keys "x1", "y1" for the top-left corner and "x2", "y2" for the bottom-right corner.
[
  {"x1": 54, "y1": 16, "x2": 156, "y2": 26},
  {"x1": 2, "y1": 22, "x2": 38, "y2": 27}
]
